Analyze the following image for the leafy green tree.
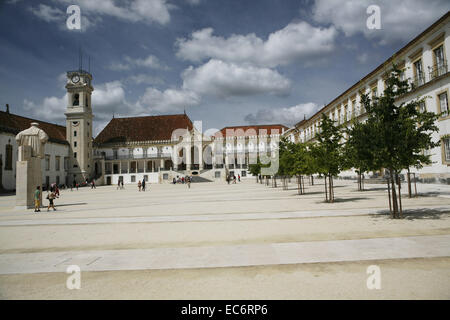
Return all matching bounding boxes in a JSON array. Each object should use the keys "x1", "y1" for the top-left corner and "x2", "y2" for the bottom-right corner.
[
  {"x1": 278, "y1": 137, "x2": 295, "y2": 190},
  {"x1": 359, "y1": 64, "x2": 440, "y2": 218},
  {"x1": 291, "y1": 142, "x2": 316, "y2": 195},
  {"x1": 248, "y1": 159, "x2": 262, "y2": 183},
  {"x1": 311, "y1": 114, "x2": 345, "y2": 203},
  {"x1": 344, "y1": 120, "x2": 377, "y2": 191}
]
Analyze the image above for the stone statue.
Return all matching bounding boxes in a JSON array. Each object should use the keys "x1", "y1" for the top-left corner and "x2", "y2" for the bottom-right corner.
[
  {"x1": 15, "y1": 123, "x2": 49, "y2": 209},
  {"x1": 15, "y1": 122, "x2": 49, "y2": 160}
]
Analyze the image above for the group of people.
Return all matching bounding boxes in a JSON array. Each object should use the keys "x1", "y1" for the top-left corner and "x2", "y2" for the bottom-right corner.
[
  {"x1": 172, "y1": 175, "x2": 192, "y2": 188},
  {"x1": 226, "y1": 174, "x2": 241, "y2": 184},
  {"x1": 137, "y1": 179, "x2": 146, "y2": 191},
  {"x1": 34, "y1": 183, "x2": 60, "y2": 213}
]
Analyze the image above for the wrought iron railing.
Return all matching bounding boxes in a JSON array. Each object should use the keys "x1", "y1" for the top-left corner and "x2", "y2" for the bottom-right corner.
[{"x1": 429, "y1": 61, "x2": 448, "y2": 80}]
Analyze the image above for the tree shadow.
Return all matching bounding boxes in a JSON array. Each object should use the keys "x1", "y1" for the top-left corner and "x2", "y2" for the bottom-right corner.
[
  {"x1": 55, "y1": 202, "x2": 88, "y2": 207},
  {"x1": 332, "y1": 197, "x2": 372, "y2": 203},
  {"x1": 371, "y1": 208, "x2": 450, "y2": 220}
]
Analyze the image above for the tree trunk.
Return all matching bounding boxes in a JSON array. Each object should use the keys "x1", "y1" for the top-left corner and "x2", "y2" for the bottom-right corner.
[
  {"x1": 414, "y1": 173, "x2": 418, "y2": 197},
  {"x1": 389, "y1": 169, "x2": 399, "y2": 219},
  {"x1": 311, "y1": 175, "x2": 314, "y2": 186},
  {"x1": 330, "y1": 174, "x2": 334, "y2": 203},
  {"x1": 397, "y1": 174, "x2": 403, "y2": 219},
  {"x1": 357, "y1": 172, "x2": 361, "y2": 191},
  {"x1": 407, "y1": 168, "x2": 412, "y2": 198},
  {"x1": 387, "y1": 177, "x2": 392, "y2": 215},
  {"x1": 324, "y1": 175, "x2": 328, "y2": 202}
]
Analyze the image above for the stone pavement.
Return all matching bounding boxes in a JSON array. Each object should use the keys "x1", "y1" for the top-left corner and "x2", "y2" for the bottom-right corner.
[
  {"x1": 0, "y1": 235, "x2": 449, "y2": 275},
  {"x1": 0, "y1": 179, "x2": 449, "y2": 298}
]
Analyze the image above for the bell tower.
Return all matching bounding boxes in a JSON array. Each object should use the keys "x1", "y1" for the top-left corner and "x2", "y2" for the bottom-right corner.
[{"x1": 65, "y1": 69, "x2": 94, "y2": 184}]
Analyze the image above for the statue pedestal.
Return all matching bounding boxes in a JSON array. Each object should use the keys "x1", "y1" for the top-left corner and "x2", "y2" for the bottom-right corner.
[{"x1": 15, "y1": 147, "x2": 42, "y2": 209}]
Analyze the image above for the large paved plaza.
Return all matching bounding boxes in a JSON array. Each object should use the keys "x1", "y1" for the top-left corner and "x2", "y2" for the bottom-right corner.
[{"x1": 0, "y1": 179, "x2": 449, "y2": 299}]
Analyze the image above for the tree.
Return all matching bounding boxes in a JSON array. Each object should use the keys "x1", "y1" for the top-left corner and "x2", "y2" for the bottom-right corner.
[
  {"x1": 278, "y1": 137, "x2": 295, "y2": 190},
  {"x1": 311, "y1": 114, "x2": 345, "y2": 203},
  {"x1": 344, "y1": 120, "x2": 377, "y2": 191},
  {"x1": 248, "y1": 159, "x2": 262, "y2": 183},
  {"x1": 291, "y1": 142, "x2": 316, "y2": 195},
  {"x1": 359, "y1": 64, "x2": 440, "y2": 218}
]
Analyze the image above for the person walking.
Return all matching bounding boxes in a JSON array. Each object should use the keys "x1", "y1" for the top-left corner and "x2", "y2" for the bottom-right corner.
[
  {"x1": 72, "y1": 179, "x2": 76, "y2": 191},
  {"x1": 238, "y1": 174, "x2": 241, "y2": 182},
  {"x1": 121, "y1": 180, "x2": 124, "y2": 189},
  {"x1": 233, "y1": 175, "x2": 237, "y2": 184},
  {"x1": 47, "y1": 190, "x2": 56, "y2": 212},
  {"x1": 55, "y1": 185, "x2": 60, "y2": 198},
  {"x1": 91, "y1": 179, "x2": 96, "y2": 189},
  {"x1": 187, "y1": 176, "x2": 191, "y2": 189},
  {"x1": 34, "y1": 186, "x2": 41, "y2": 213},
  {"x1": 138, "y1": 180, "x2": 142, "y2": 192},
  {"x1": 117, "y1": 180, "x2": 121, "y2": 190},
  {"x1": 142, "y1": 179, "x2": 146, "y2": 191}
]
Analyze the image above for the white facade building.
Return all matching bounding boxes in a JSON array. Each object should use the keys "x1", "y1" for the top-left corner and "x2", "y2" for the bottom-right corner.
[{"x1": 284, "y1": 12, "x2": 450, "y2": 183}]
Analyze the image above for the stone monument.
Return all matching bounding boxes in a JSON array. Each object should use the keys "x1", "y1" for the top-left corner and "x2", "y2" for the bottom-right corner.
[{"x1": 15, "y1": 122, "x2": 49, "y2": 209}]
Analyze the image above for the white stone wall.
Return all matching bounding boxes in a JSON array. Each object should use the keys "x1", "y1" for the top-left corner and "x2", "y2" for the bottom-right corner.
[{"x1": 0, "y1": 132, "x2": 69, "y2": 190}]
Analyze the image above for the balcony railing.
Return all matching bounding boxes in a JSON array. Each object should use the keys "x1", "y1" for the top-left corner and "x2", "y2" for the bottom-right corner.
[
  {"x1": 412, "y1": 73, "x2": 426, "y2": 88},
  {"x1": 429, "y1": 61, "x2": 448, "y2": 80},
  {"x1": 105, "y1": 152, "x2": 171, "y2": 160}
]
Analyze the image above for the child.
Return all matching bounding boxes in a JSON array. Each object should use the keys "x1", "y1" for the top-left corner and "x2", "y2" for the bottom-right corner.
[{"x1": 47, "y1": 191, "x2": 56, "y2": 212}]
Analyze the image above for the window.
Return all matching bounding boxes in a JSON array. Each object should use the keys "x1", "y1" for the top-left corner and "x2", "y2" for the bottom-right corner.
[
  {"x1": 419, "y1": 101, "x2": 426, "y2": 113},
  {"x1": 56, "y1": 176, "x2": 60, "y2": 186},
  {"x1": 74, "y1": 152, "x2": 77, "y2": 159},
  {"x1": 413, "y1": 59, "x2": 425, "y2": 86},
  {"x1": 45, "y1": 155, "x2": 50, "y2": 171},
  {"x1": 433, "y1": 45, "x2": 446, "y2": 78},
  {"x1": 74, "y1": 141, "x2": 77, "y2": 147},
  {"x1": 74, "y1": 131, "x2": 77, "y2": 137},
  {"x1": 73, "y1": 93, "x2": 79, "y2": 106},
  {"x1": 215, "y1": 171, "x2": 221, "y2": 178},
  {"x1": 5, "y1": 144, "x2": 12, "y2": 170},
  {"x1": 438, "y1": 92, "x2": 449, "y2": 117},
  {"x1": 444, "y1": 138, "x2": 450, "y2": 163},
  {"x1": 371, "y1": 86, "x2": 378, "y2": 98},
  {"x1": 131, "y1": 175, "x2": 136, "y2": 183},
  {"x1": 55, "y1": 156, "x2": 60, "y2": 171},
  {"x1": 64, "y1": 157, "x2": 69, "y2": 170},
  {"x1": 144, "y1": 175, "x2": 148, "y2": 182}
]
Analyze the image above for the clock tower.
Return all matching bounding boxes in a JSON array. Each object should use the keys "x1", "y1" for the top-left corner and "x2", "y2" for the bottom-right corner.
[{"x1": 65, "y1": 69, "x2": 94, "y2": 184}]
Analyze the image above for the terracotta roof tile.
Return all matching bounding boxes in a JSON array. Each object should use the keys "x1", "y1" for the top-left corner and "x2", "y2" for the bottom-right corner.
[
  {"x1": 94, "y1": 114, "x2": 193, "y2": 145},
  {"x1": 0, "y1": 111, "x2": 67, "y2": 145}
]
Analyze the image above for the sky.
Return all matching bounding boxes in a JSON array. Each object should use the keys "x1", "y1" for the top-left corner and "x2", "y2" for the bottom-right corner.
[{"x1": 0, "y1": 0, "x2": 449, "y2": 136}]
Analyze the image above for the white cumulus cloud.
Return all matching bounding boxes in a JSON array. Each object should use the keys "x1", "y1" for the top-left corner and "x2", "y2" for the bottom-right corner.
[
  {"x1": 312, "y1": 0, "x2": 450, "y2": 44},
  {"x1": 175, "y1": 22, "x2": 337, "y2": 67},
  {"x1": 137, "y1": 87, "x2": 201, "y2": 113},
  {"x1": 181, "y1": 59, "x2": 291, "y2": 97},
  {"x1": 245, "y1": 103, "x2": 320, "y2": 126}
]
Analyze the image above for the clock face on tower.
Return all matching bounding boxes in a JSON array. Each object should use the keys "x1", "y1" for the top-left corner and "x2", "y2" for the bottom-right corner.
[{"x1": 71, "y1": 74, "x2": 80, "y2": 83}]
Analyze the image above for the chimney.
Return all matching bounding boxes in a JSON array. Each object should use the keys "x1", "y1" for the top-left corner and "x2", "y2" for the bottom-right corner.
[{"x1": 6, "y1": 104, "x2": 9, "y2": 113}]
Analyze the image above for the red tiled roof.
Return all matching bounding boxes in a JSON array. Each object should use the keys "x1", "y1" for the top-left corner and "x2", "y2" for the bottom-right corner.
[
  {"x1": 215, "y1": 124, "x2": 288, "y2": 138},
  {"x1": 94, "y1": 114, "x2": 193, "y2": 145},
  {"x1": 0, "y1": 111, "x2": 67, "y2": 144}
]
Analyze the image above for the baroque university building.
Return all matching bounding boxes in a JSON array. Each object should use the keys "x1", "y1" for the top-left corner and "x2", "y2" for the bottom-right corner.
[
  {"x1": 1, "y1": 12, "x2": 450, "y2": 190},
  {"x1": 284, "y1": 12, "x2": 450, "y2": 184},
  {"x1": 0, "y1": 69, "x2": 286, "y2": 190}
]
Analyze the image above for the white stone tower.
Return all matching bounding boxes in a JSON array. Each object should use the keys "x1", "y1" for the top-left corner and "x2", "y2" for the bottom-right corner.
[{"x1": 64, "y1": 69, "x2": 94, "y2": 184}]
